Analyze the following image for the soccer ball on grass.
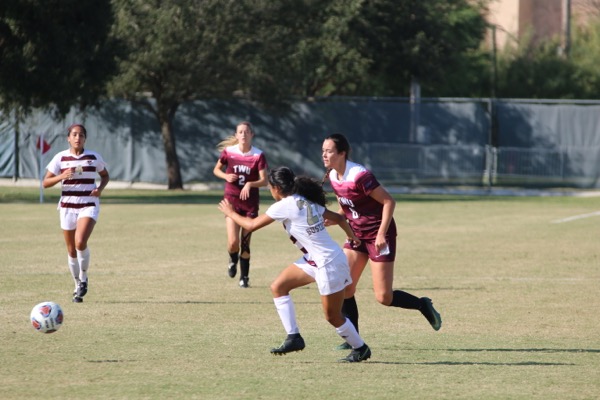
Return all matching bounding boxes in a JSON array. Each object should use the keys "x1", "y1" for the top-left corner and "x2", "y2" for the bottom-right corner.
[{"x1": 30, "y1": 301, "x2": 64, "y2": 333}]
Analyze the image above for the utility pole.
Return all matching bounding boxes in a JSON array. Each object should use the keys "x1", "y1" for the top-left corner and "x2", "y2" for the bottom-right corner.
[{"x1": 562, "y1": 0, "x2": 571, "y2": 58}]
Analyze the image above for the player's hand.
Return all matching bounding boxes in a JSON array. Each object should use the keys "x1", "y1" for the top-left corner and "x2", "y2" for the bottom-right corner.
[
  {"x1": 225, "y1": 173, "x2": 238, "y2": 183},
  {"x1": 217, "y1": 198, "x2": 234, "y2": 216},
  {"x1": 323, "y1": 218, "x2": 335, "y2": 226},
  {"x1": 347, "y1": 236, "x2": 361, "y2": 248},
  {"x1": 239, "y1": 183, "x2": 251, "y2": 200},
  {"x1": 62, "y1": 168, "x2": 75, "y2": 181},
  {"x1": 375, "y1": 234, "x2": 388, "y2": 255}
]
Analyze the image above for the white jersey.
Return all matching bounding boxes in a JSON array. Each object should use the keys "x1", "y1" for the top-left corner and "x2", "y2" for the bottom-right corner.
[
  {"x1": 265, "y1": 194, "x2": 345, "y2": 269},
  {"x1": 46, "y1": 149, "x2": 107, "y2": 209}
]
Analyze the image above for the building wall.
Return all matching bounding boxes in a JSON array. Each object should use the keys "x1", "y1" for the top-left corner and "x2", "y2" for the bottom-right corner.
[
  {"x1": 487, "y1": 0, "x2": 595, "y2": 50},
  {"x1": 488, "y1": 0, "x2": 562, "y2": 49}
]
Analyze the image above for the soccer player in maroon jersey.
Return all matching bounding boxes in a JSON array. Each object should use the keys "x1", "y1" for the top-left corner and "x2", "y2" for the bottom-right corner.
[
  {"x1": 213, "y1": 121, "x2": 269, "y2": 288},
  {"x1": 43, "y1": 124, "x2": 110, "y2": 303},
  {"x1": 322, "y1": 133, "x2": 442, "y2": 349}
]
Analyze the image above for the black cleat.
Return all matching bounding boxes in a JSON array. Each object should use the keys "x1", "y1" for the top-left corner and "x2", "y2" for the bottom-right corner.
[
  {"x1": 338, "y1": 343, "x2": 371, "y2": 363},
  {"x1": 239, "y1": 276, "x2": 249, "y2": 288},
  {"x1": 271, "y1": 334, "x2": 305, "y2": 355},
  {"x1": 420, "y1": 297, "x2": 442, "y2": 331},
  {"x1": 228, "y1": 262, "x2": 237, "y2": 278},
  {"x1": 72, "y1": 295, "x2": 83, "y2": 303},
  {"x1": 76, "y1": 280, "x2": 88, "y2": 298}
]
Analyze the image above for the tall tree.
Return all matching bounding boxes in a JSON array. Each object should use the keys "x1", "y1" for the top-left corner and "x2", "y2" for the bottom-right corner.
[
  {"x1": 109, "y1": 0, "x2": 259, "y2": 189},
  {"x1": 347, "y1": 0, "x2": 489, "y2": 96},
  {"x1": 109, "y1": 0, "x2": 337, "y2": 188},
  {"x1": 0, "y1": 1, "x2": 117, "y2": 115}
]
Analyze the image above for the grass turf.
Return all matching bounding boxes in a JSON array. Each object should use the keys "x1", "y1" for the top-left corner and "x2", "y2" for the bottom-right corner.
[{"x1": 1, "y1": 187, "x2": 599, "y2": 399}]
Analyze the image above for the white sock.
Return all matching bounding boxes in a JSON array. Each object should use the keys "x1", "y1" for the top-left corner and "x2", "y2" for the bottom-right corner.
[
  {"x1": 68, "y1": 255, "x2": 80, "y2": 288},
  {"x1": 77, "y1": 247, "x2": 90, "y2": 283},
  {"x1": 336, "y1": 318, "x2": 365, "y2": 349},
  {"x1": 273, "y1": 295, "x2": 299, "y2": 335}
]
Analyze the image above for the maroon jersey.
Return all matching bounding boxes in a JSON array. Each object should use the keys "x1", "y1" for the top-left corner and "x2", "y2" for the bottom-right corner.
[
  {"x1": 328, "y1": 160, "x2": 397, "y2": 240},
  {"x1": 219, "y1": 144, "x2": 268, "y2": 217}
]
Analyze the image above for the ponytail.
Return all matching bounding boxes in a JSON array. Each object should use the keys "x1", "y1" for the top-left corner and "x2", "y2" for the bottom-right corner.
[
  {"x1": 216, "y1": 135, "x2": 238, "y2": 151},
  {"x1": 321, "y1": 168, "x2": 332, "y2": 186}
]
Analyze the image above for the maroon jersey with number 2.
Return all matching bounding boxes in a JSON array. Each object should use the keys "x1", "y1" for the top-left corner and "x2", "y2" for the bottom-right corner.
[{"x1": 219, "y1": 144, "x2": 268, "y2": 218}]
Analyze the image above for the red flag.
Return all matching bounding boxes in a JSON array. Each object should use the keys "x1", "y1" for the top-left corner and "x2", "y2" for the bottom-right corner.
[{"x1": 36, "y1": 136, "x2": 51, "y2": 155}]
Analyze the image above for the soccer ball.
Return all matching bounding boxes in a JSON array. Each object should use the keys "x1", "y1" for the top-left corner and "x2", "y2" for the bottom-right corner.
[{"x1": 30, "y1": 301, "x2": 64, "y2": 334}]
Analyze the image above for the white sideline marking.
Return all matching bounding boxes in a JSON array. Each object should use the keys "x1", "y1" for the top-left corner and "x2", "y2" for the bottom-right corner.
[{"x1": 552, "y1": 211, "x2": 600, "y2": 224}]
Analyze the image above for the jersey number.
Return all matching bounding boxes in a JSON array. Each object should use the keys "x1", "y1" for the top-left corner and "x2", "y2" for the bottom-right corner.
[
  {"x1": 238, "y1": 175, "x2": 246, "y2": 186},
  {"x1": 296, "y1": 199, "x2": 320, "y2": 225}
]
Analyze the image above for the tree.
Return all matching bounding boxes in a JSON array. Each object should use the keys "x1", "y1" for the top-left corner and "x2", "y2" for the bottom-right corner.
[
  {"x1": 0, "y1": 1, "x2": 117, "y2": 115},
  {"x1": 109, "y1": 0, "x2": 348, "y2": 189},
  {"x1": 346, "y1": 0, "x2": 489, "y2": 96},
  {"x1": 109, "y1": 0, "x2": 262, "y2": 189}
]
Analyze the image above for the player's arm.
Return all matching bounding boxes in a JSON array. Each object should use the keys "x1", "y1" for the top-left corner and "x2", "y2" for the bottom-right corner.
[
  {"x1": 323, "y1": 209, "x2": 360, "y2": 247},
  {"x1": 369, "y1": 185, "x2": 396, "y2": 251},
  {"x1": 323, "y1": 196, "x2": 345, "y2": 226},
  {"x1": 91, "y1": 169, "x2": 110, "y2": 197},
  {"x1": 213, "y1": 159, "x2": 237, "y2": 183},
  {"x1": 43, "y1": 169, "x2": 71, "y2": 188},
  {"x1": 248, "y1": 168, "x2": 268, "y2": 188},
  {"x1": 217, "y1": 198, "x2": 274, "y2": 231},
  {"x1": 240, "y1": 168, "x2": 268, "y2": 200}
]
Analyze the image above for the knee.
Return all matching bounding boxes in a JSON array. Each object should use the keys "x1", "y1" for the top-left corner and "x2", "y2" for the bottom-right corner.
[
  {"x1": 374, "y1": 290, "x2": 392, "y2": 306},
  {"x1": 344, "y1": 284, "x2": 357, "y2": 299},
  {"x1": 227, "y1": 240, "x2": 239, "y2": 252},
  {"x1": 74, "y1": 239, "x2": 87, "y2": 251},
  {"x1": 270, "y1": 280, "x2": 285, "y2": 297},
  {"x1": 324, "y1": 311, "x2": 343, "y2": 327}
]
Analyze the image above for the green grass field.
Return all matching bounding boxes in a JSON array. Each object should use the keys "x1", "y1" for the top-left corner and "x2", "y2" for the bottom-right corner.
[{"x1": 1, "y1": 187, "x2": 599, "y2": 399}]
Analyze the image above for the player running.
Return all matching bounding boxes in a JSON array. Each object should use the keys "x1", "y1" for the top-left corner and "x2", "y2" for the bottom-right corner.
[
  {"x1": 322, "y1": 133, "x2": 442, "y2": 350},
  {"x1": 43, "y1": 124, "x2": 109, "y2": 303},
  {"x1": 218, "y1": 166, "x2": 371, "y2": 362},
  {"x1": 213, "y1": 121, "x2": 268, "y2": 288}
]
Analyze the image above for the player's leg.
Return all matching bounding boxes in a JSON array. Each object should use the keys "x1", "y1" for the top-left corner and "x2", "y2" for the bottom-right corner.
[
  {"x1": 238, "y1": 228, "x2": 252, "y2": 288},
  {"x1": 73, "y1": 215, "x2": 96, "y2": 300},
  {"x1": 225, "y1": 217, "x2": 241, "y2": 278},
  {"x1": 371, "y1": 260, "x2": 442, "y2": 331},
  {"x1": 334, "y1": 248, "x2": 368, "y2": 350},
  {"x1": 62, "y1": 229, "x2": 80, "y2": 299},
  {"x1": 60, "y1": 209, "x2": 82, "y2": 302},
  {"x1": 270, "y1": 264, "x2": 313, "y2": 355},
  {"x1": 317, "y1": 258, "x2": 371, "y2": 363}
]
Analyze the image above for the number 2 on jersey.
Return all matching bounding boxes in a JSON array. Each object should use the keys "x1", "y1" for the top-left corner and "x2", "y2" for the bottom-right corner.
[{"x1": 296, "y1": 199, "x2": 320, "y2": 225}]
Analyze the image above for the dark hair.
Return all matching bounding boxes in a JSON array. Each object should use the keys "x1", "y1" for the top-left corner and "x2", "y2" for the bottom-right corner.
[
  {"x1": 269, "y1": 167, "x2": 328, "y2": 207},
  {"x1": 324, "y1": 133, "x2": 350, "y2": 160},
  {"x1": 67, "y1": 124, "x2": 87, "y2": 136},
  {"x1": 321, "y1": 133, "x2": 351, "y2": 184}
]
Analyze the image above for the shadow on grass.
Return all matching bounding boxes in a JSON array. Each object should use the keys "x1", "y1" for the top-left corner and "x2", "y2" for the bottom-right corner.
[
  {"x1": 0, "y1": 190, "x2": 543, "y2": 204},
  {"x1": 368, "y1": 360, "x2": 576, "y2": 366},
  {"x1": 444, "y1": 348, "x2": 600, "y2": 354},
  {"x1": 101, "y1": 300, "x2": 321, "y2": 305}
]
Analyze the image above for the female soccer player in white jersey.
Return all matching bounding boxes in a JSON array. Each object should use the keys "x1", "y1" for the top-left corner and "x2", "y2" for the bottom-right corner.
[
  {"x1": 218, "y1": 167, "x2": 371, "y2": 362},
  {"x1": 213, "y1": 121, "x2": 269, "y2": 288},
  {"x1": 322, "y1": 133, "x2": 442, "y2": 350},
  {"x1": 43, "y1": 124, "x2": 109, "y2": 303}
]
